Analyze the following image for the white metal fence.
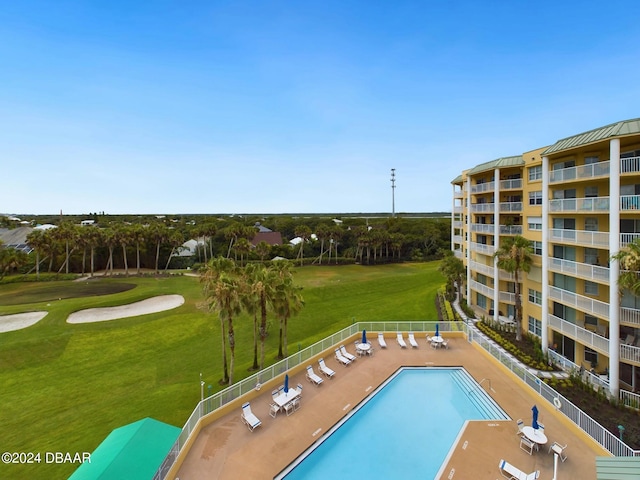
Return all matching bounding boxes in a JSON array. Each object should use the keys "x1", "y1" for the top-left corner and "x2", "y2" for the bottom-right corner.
[{"x1": 154, "y1": 320, "x2": 639, "y2": 479}]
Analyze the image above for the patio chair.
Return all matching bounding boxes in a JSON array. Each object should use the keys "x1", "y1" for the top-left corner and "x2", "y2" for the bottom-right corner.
[
  {"x1": 285, "y1": 401, "x2": 296, "y2": 416},
  {"x1": 377, "y1": 333, "x2": 387, "y2": 348},
  {"x1": 272, "y1": 389, "x2": 279, "y2": 399},
  {"x1": 499, "y1": 459, "x2": 539, "y2": 480},
  {"x1": 306, "y1": 365, "x2": 324, "y2": 386},
  {"x1": 441, "y1": 339, "x2": 449, "y2": 349},
  {"x1": 318, "y1": 358, "x2": 336, "y2": 378},
  {"x1": 335, "y1": 348, "x2": 351, "y2": 366},
  {"x1": 519, "y1": 435, "x2": 535, "y2": 455},
  {"x1": 549, "y1": 442, "x2": 568, "y2": 462},
  {"x1": 340, "y1": 345, "x2": 357, "y2": 362},
  {"x1": 269, "y1": 402, "x2": 279, "y2": 418},
  {"x1": 408, "y1": 332, "x2": 419, "y2": 348},
  {"x1": 396, "y1": 333, "x2": 407, "y2": 348},
  {"x1": 515, "y1": 419, "x2": 524, "y2": 435},
  {"x1": 297, "y1": 383, "x2": 303, "y2": 396},
  {"x1": 240, "y1": 402, "x2": 262, "y2": 432}
]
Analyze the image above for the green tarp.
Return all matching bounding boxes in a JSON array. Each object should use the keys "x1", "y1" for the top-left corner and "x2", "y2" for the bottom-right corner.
[{"x1": 69, "y1": 417, "x2": 180, "y2": 480}]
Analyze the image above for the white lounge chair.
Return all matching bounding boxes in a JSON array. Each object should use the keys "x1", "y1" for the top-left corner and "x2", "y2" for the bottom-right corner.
[
  {"x1": 318, "y1": 358, "x2": 336, "y2": 378},
  {"x1": 549, "y1": 442, "x2": 568, "y2": 462},
  {"x1": 499, "y1": 459, "x2": 539, "y2": 480},
  {"x1": 340, "y1": 345, "x2": 357, "y2": 362},
  {"x1": 396, "y1": 333, "x2": 407, "y2": 348},
  {"x1": 335, "y1": 348, "x2": 351, "y2": 366},
  {"x1": 408, "y1": 332, "x2": 419, "y2": 348},
  {"x1": 377, "y1": 333, "x2": 387, "y2": 348},
  {"x1": 306, "y1": 365, "x2": 324, "y2": 386},
  {"x1": 241, "y1": 402, "x2": 262, "y2": 431}
]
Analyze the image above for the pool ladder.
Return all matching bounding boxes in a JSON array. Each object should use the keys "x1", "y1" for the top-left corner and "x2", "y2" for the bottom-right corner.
[{"x1": 470, "y1": 378, "x2": 496, "y2": 394}]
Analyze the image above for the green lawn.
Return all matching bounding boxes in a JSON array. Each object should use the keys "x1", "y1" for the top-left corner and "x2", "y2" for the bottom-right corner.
[{"x1": 0, "y1": 263, "x2": 443, "y2": 479}]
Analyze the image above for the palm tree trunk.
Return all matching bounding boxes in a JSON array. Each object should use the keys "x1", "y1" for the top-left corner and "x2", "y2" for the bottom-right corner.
[
  {"x1": 252, "y1": 312, "x2": 259, "y2": 370},
  {"x1": 122, "y1": 244, "x2": 129, "y2": 276},
  {"x1": 515, "y1": 270, "x2": 522, "y2": 341},
  {"x1": 228, "y1": 317, "x2": 235, "y2": 386},
  {"x1": 220, "y1": 317, "x2": 229, "y2": 384}
]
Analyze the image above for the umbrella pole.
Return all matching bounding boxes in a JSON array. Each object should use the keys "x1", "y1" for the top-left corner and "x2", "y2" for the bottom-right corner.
[{"x1": 552, "y1": 452, "x2": 558, "y2": 480}]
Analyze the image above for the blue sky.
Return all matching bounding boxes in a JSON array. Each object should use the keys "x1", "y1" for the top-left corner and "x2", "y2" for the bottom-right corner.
[{"x1": 2, "y1": 1, "x2": 640, "y2": 215}]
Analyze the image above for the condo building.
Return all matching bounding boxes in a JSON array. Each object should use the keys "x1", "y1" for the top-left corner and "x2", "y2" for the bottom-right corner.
[{"x1": 451, "y1": 118, "x2": 640, "y2": 398}]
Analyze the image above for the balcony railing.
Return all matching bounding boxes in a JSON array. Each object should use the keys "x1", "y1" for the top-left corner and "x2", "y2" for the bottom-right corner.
[
  {"x1": 548, "y1": 314, "x2": 610, "y2": 355},
  {"x1": 549, "y1": 161, "x2": 610, "y2": 183},
  {"x1": 620, "y1": 307, "x2": 640, "y2": 328},
  {"x1": 453, "y1": 205, "x2": 463, "y2": 213},
  {"x1": 621, "y1": 344, "x2": 640, "y2": 365},
  {"x1": 453, "y1": 249, "x2": 463, "y2": 259},
  {"x1": 499, "y1": 225, "x2": 523, "y2": 235},
  {"x1": 621, "y1": 156, "x2": 640, "y2": 174},
  {"x1": 452, "y1": 220, "x2": 462, "y2": 229},
  {"x1": 469, "y1": 279, "x2": 494, "y2": 298},
  {"x1": 469, "y1": 260, "x2": 494, "y2": 277},
  {"x1": 499, "y1": 201, "x2": 523, "y2": 212},
  {"x1": 452, "y1": 235, "x2": 463, "y2": 244},
  {"x1": 470, "y1": 203, "x2": 495, "y2": 213},
  {"x1": 500, "y1": 178, "x2": 522, "y2": 190},
  {"x1": 471, "y1": 181, "x2": 495, "y2": 194},
  {"x1": 454, "y1": 190, "x2": 464, "y2": 199},
  {"x1": 549, "y1": 196, "x2": 610, "y2": 213},
  {"x1": 470, "y1": 223, "x2": 495, "y2": 233},
  {"x1": 499, "y1": 291, "x2": 516, "y2": 303},
  {"x1": 550, "y1": 228, "x2": 610, "y2": 248},
  {"x1": 548, "y1": 286, "x2": 610, "y2": 319},
  {"x1": 469, "y1": 242, "x2": 494, "y2": 255},
  {"x1": 621, "y1": 195, "x2": 640, "y2": 211},
  {"x1": 548, "y1": 257, "x2": 609, "y2": 285}
]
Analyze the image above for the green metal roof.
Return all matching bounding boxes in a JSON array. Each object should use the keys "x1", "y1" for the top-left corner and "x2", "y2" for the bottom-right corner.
[
  {"x1": 69, "y1": 417, "x2": 180, "y2": 480},
  {"x1": 451, "y1": 174, "x2": 463, "y2": 184},
  {"x1": 467, "y1": 155, "x2": 524, "y2": 175},
  {"x1": 543, "y1": 118, "x2": 640, "y2": 155},
  {"x1": 596, "y1": 456, "x2": 640, "y2": 479}
]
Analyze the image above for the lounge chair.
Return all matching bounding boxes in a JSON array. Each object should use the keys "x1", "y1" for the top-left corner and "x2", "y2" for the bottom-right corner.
[
  {"x1": 396, "y1": 333, "x2": 407, "y2": 348},
  {"x1": 519, "y1": 435, "x2": 535, "y2": 455},
  {"x1": 335, "y1": 348, "x2": 351, "y2": 366},
  {"x1": 340, "y1": 345, "x2": 357, "y2": 362},
  {"x1": 378, "y1": 333, "x2": 387, "y2": 348},
  {"x1": 499, "y1": 459, "x2": 539, "y2": 480},
  {"x1": 318, "y1": 358, "x2": 336, "y2": 378},
  {"x1": 515, "y1": 418, "x2": 524, "y2": 435},
  {"x1": 549, "y1": 442, "x2": 568, "y2": 462},
  {"x1": 408, "y1": 332, "x2": 419, "y2": 348},
  {"x1": 241, "y1": 402, "x2": 262, "y2": 431},
  {"x1": 306, "y1": 365, "x2": 324, "y2": 386}
]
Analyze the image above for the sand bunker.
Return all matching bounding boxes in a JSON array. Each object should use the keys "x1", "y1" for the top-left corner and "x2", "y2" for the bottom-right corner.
[
  {"x1": 66, "y1": 294, "x2": 185, "y2": 324},
  {"x1": 0, "y1": 312, "x2": 48, "y2": 333}
]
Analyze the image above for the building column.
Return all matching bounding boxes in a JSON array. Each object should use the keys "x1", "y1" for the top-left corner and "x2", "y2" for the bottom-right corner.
[
  {"x1": 542, "y1": 156, "x2": 549, "y2": 354},
  {"x1": 467, "y1": 176, "x2": 472, "y2": 303},
  {"x1": 494, "y1": 168, "x2": 500, "y2": 322},
  {"x1": 609, "y1": 138, "x2": 621, "y2": 397}
]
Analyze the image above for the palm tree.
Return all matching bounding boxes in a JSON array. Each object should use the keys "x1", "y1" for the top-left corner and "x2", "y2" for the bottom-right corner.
[
  {"x1": 255, "y1": 241, "x2": 271, "y2": 262},
  {"x1": 131, "y1": 224, "x2": 146, "y2": 275},
  {"x1": 149, "y1": 222, "x2": 169, "y2": 273},
  {"x1": 0, "y1": 244, "x2": 28, "y2": 279},
  {"x1": 272, "y1": 261, "x2": 304, "y2": 358},
  {"x1": 164, "y1": 229, "x2": 185, "y2": 271},
  {"x1": 612, "y1": 238, "x2": 640, "y2": 295},
  {"x1": 233, "y1": 237, "x2": 252, "y2": 266},
  {"x1": 200, "y1": 257, "x2": 240, "y2": 385},
  {"x1": 26, "y1": 229, "x2": 47, "y2": 280},
  {"x1": 241, "y1": 263, "x2": 276, "y2": 370},
  {"x1": 53, "y1": 222, "x2": 78, "y2": 274},
  {"x1": 103, "y1": 228, "x2": 117, "y2": 276},
  {"x1": 85, "y1": 227, "x2": 103, "y2": 277},
  {"x1": 294, "y1": 225, "x2": 312, "y2": 266},
  {"x1": 115, "y1": 224, "x2": 131, "y2": 276},
  {"x1": 439, "y1": 250, "x2": 466, "y2": 302},
  {"x1": 493, "y1": 235, "x2": 533, "y2": 341}
]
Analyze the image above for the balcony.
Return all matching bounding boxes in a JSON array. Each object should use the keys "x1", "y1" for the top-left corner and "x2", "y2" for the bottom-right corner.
[
  {"x1": 453, "y1": 205, "x2": 463, "y2": 213},
  {"x1": 620, "y1": 307, "x2": 640, "y2": 328},
  {"x1": 452, "y1": 220, "x2": 463, "y2": 229},
  {"x1": 470, "y1": 223, "x2": 495, "y2": 234},
  {"x1": 471, "y1": 181, "x2": 495, "y2": 194},
  {"x1": 548, "y1": 286, "x2": 609, "y2": 319},
  {"x1": 469, "y1": 260, "x2": 494, "y2": 277},
  {"x1": 499, "y1": 201, "x2": 522, "y2": 212},
  {"x1": 548, "y1": 314, "x2": 609, "y2": 355},
  {"x1": 621, "y1": 156, "x2": 640, "y2": 174},
  {"x1": 454, "y1": 190, "x2": 464, "y2": 199},
  {"x1": 549, "y1": 196, "x2": 610, "y2": 213},
  {"x1": 470, "y1": 203, "x2": 495, "y2": 213},
  {"x1": 469, "y1": 242, "x2": 494, "y2": 255},
  {"x1": 621, "y1": 344, "x2": 640, "y2": 365},
  {"x1": 548, "y1": 257, "x2": 609, "y2": 285},
  {"x1": 500, "y1": 178, "x2": 522, "y2": 190},
  {"x1": 499, "y1": 291, "x2": 515, "y2": 303},
  {"x1": 499, "y1": 225, "x2": 523, "y2": 235},
  {"x1": 469, "y1": 279, "x2": 494, "y2": 298},
  {"x1": 549, "y1": 161, "x2": 610, "y2": 184},
  {"x1": 452, "y1": 235, "x2": 463, "y2": 244},
  {"x1": 621, "y1": 195, "x2": 640, "y2": 211},
  {"x1": 453, "y1": 249, "x2": 463, "y2": 259},
  {"x1": 550, "y1": 228, "x2": 610, "y2": 248}
]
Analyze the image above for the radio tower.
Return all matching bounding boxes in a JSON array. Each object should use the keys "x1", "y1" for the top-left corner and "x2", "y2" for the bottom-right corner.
[{"x1": 390, "y1": 168, "x2": 396, "y2": 217}]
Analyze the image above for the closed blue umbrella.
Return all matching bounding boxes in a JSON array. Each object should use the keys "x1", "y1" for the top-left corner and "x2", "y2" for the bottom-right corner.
[
  {"x1": 532, "y1": 405, "x2": 539, "y2": 429},
  {"x1": 362, "y1": 329, "x2": 367, "y2": 344},
  {"x1": 284, "y1": 374, "x2": 289, "y2": 394},
  {"x1": 435, "y1": 323, "x2": 439, "y2": 337}
]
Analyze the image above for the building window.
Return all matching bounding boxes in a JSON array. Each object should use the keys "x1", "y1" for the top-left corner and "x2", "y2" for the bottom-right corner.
[
  {"x1": 528, "y1": 216, "x2": 542, "y2": 231},
  {"x1": 585, "y1": 186, "x2": 598, "y2": 198},
  {"x1": 584, "y1": 248, "x2": 599, "y2": 265},
  {"x1": 584, "y1": 156, "x2": 599, "y2": 165},
  {"x1": 528, "y1": 165, "x2": 542, "y2": 181},
  {"x1": 477, "y1": 293, "x2": 487, "y2": 309},
  {"x1": 584, "y1": 281, "x2": 599, "y2": 295},
  {"x1": 528, "y1": 289, "x2": 542, "y2": 305},
  {"x1": 532, "y1": 241, "x2": 542, "y2": 256},
  {"x1": 584, "y1": 315, "x2": 598, "y2": 327},
  {"x1": 528, "y1": 316, "x2": 541, "y2": 337},
  {"x1": 584, "y1": 347, "x2": 598, "y2": 367},
  {"x1": 529, "y1": 191, "x2": 543, "y2": 205},
  {"x1": 584, "y1": 217, "x2": 598, "y2": 232}
]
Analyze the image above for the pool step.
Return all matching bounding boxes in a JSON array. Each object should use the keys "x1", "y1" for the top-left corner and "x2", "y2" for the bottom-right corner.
[{"x1": 450, "y1": 369, "x2": 508, "y2": 420}]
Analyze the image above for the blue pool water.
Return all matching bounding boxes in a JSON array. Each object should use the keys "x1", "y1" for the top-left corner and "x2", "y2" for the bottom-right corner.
[{"x1": 278, "y1": 367, "x2": 509, "y2": 480}]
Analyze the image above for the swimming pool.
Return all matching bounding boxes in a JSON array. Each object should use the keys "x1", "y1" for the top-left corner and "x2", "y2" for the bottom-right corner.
[{"x1": 276, "y1": 367, "x2": 509, "y2": 479}]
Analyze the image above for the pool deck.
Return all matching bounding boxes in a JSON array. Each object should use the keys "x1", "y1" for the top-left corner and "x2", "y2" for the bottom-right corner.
[{"x1": 175, "y1": 334, "x2": 609, "y2": 479}]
